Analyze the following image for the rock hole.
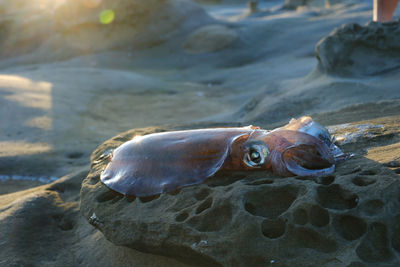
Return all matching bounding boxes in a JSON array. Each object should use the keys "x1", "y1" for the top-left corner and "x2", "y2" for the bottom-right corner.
[
  {"x1": 352, "y1": 176, "x2": 376, "y2": 186},
  {"x1": 360, "y1": 199, "x2": 384, "y2": 216},
  {"x1": 112, "y1": 136, "x2": 128, "y2": 142},
  {"x1": 356, "y1": 222, "x2": 393, "y2": 262},
  {"x1": 261, "y1": 218, "x2": 286, "y2": 239},
  {"x1": 196, "y1": 197, "x2": 213, "y2": 214},
  {"x1": 347, "y1": 262, "x2": 365, "y2": 267},
  {"x1": 333, "y1": 215, "x2": 367, "y2": 240},
  {"x1": 342, "y1": 167, "x2": 361, "y2": 175},
  {"x1": 139, "y1": 194, "x2": 160, "y2": 203},
  {"x1": 175, "y1": 212, "x2": 189, "y2": 222},
  {"x1": 391, "y1": 215, "x2": 400, "y2": 253},
  {"x1": 293, "y1": 208, "x2": 308, "y2": 225},
  {"x1": 66, "y1": 151, "x2": 84, "y2": 159},
  {"x1": 359, "y1": 169, "x2": 377, "y2": 176},
  {"x1": 168, "y1": 188, "x2": 182, "y2": 196},
  {"x1": 110, "y1": 195, "x2": 123, "y2": 204},
  {"x1": 88, "y1": 176, "x2": 98, "y2": 185},
  {"x1": 315, "y1": 175, "x2": 335, "y2": 185},
  {"x1": 244, "y1": 185, "x2": 300, "y2": 219},
  {"x1": 245, "y1": 202, "x2": 256, "y2": 214},
  {"x1": 52, "y1": 214, "x2": 62, "y2": 220},
  {"x1": 52, "y1": 214, "x2": 74, "y2": 231},
  {"x1": 317, "y1": 184, "x2": 358, "y2": 210},
  {"x1": 246, "y1": 179, "x2": 274, "y2": 186},
  {"x1": 238, "y1": 256, "x2": 267, "y2": 266},
  {"x1": 96, "y1": 190, "x2": 123, "y2": 203},
  {"x1": 383, "y1": 161, "x2": 400, "y2": 168},
  {"x1": 394, "y1": 168, "x2": 400, "y2": 174},
  {"x1": 290, "y1": 227, "x2": 337, "y2": 253},
  {"x1": 46, "y1": 184, "x2": 65, "y2": 193},
  {"x1": 125, "y1": 195, "x2": 136, "y2": 203},
  {"x1": 309, "y1": 205, "x2": 329, "y2": 227},
  {"x1": 205, "y1": 174, "x2": 243, "y2": 187},
  {"x1": 188, "y1": 203, "x2": 232, "y2": 232},
  {"x1": 59, "y1": 220, "x2": 74, "y2": 231},
  {"x1": 194, "y1": 188, "x2": 210, "y2": 201}
]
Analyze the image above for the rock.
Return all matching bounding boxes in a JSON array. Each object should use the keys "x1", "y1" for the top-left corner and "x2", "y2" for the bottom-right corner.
[
  {"x1": 284, "y1": 0, "x2": 349, "y2": 9},
  {"x1": 0, "y1": 167, "x2": 188, "y2": 267},
  {"x1": 328, "y1": 123, "x2": 386, "y2": 145},
  {"x1": 0, "y1": 169, "x2": 86, "y2": 266},
  {"x1": 0, "y1": 0, "x2": 213, "y2": 60},
  {"x1": 183, "y1": 24, "x2": 238, "y2": 54},
  {"x1": 247, "y1": 1, "x2": 259, "y2": 14},
  {"x1": 194, "y1": 0, "x2": 248, "y2": 4},
  {"x1": 80, "y1": 117, "x2": 400, "y2": 266},
  {"x1": 316, "y1": 21, "x2": 400, "y2": 76},
  {"x1": 285, "y1": 0, "x2": 310, "y2": 9}
]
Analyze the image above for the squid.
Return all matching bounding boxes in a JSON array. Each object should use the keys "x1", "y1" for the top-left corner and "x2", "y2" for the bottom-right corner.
[{"x1": 100, "y1": 116, "x2": 345, "y2": 197}]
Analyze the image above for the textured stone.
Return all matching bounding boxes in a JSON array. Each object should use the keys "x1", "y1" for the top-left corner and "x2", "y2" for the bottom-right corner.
[
  {"x1": 81, "y1": 117, "x2": 400, "y2": 266},
  {"x1": 316, "y1": 21, "x2": 400, "y2": 76},
  {"x1": 0, "y1": 168, "x2": 189, "y2": 267}
]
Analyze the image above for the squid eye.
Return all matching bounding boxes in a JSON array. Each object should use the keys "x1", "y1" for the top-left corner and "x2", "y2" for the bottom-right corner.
[
  {"x1": 243, "y1": 142, "x2": 269, "y2": 168},
  {"x1": 250, "y1": 150, "x2": 261, "y2": 163}
]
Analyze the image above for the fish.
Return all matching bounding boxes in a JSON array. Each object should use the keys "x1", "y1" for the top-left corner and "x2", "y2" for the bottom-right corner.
[{"x1": 100, "y1": 116, "x2": 344, "y2": 197}]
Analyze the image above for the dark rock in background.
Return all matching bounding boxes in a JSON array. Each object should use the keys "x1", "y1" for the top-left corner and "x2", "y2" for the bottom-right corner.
[
  {"x1": 316, "y1": 21, "x2": 400, "y2": 76},
  {"x1": 284, "y1": 0, "x2": 350, "y2": 9},
  {"x1": 183, "y1": 24, "x2": 238, "y2": 54}
]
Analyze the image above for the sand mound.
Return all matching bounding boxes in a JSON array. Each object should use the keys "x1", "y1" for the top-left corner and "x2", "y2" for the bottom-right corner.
[
  {"x1": 183, "y1": 24, "x2": 238, "y2": 54},
  {"x1": 316, "y1": 21, "x2": 400, "y2": 76},
  {"x1": 79, "y1": 116, "x2": 400, "y2": 266}
]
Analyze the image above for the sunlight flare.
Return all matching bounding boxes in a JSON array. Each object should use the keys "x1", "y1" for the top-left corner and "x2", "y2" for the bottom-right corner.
[{"x1": 99, "y1": 9, "x2": 115, "y2": 24}]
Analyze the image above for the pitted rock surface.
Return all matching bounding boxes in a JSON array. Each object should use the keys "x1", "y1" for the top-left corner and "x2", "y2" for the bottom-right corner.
[
  {"x1": 80, "y1": 117, "x2": 400, "y2": 266},
  {"x1": 316, "y1": 21, "x2": 400, "y2": 76}
]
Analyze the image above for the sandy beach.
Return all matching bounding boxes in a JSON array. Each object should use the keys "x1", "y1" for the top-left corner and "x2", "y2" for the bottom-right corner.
[{"x1": 1, "y1": 0, "x2": 400, "y2": 266}]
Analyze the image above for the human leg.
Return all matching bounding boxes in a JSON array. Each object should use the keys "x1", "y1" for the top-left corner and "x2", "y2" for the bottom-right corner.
[{"x1": 373, "y1": 0, "x2": 399, "y2": 22}]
